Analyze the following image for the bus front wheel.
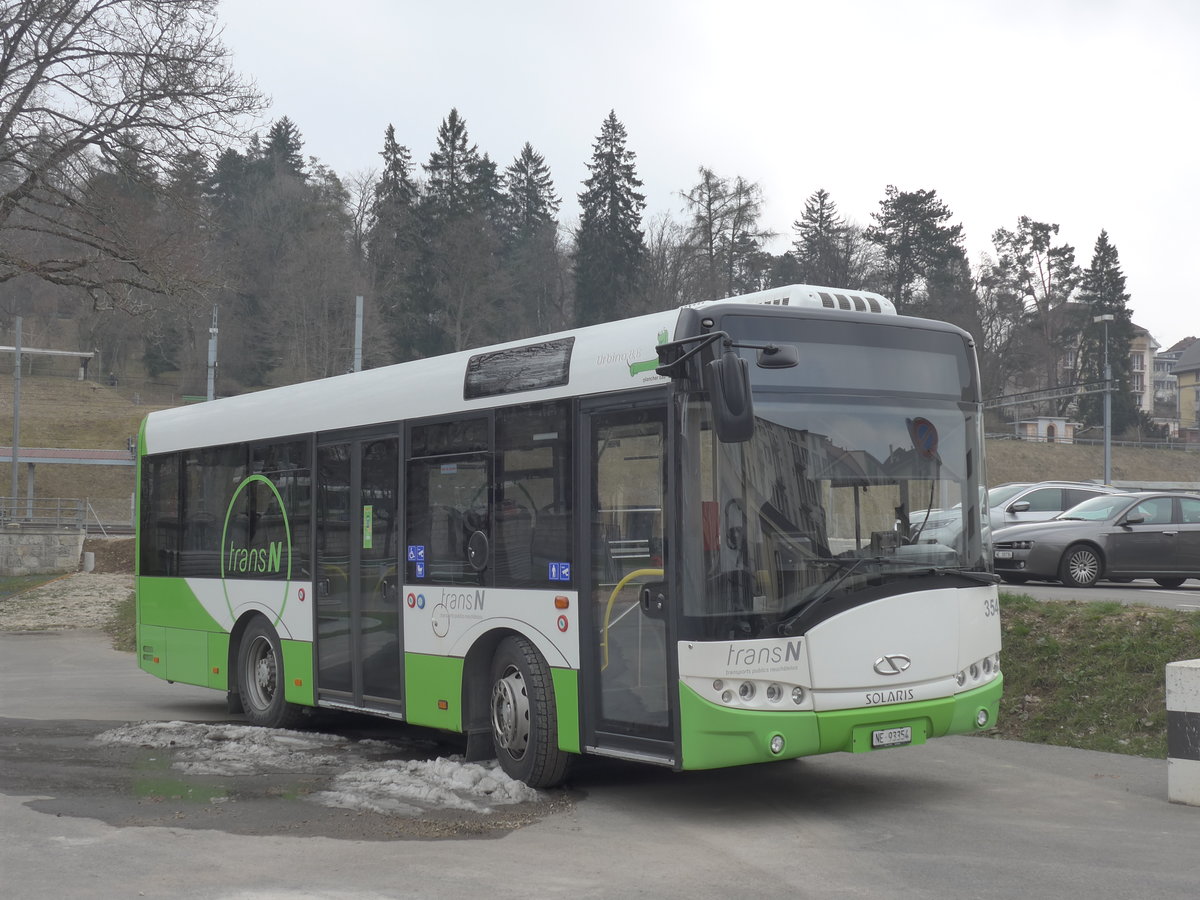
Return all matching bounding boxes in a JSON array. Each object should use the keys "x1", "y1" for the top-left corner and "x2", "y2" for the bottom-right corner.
[
  {"x1": 489, "y1": 635, "x2": 570, "y2": 788},
  {"x1": 237, "y1": 617, "x2": 305, "y2": 729}
]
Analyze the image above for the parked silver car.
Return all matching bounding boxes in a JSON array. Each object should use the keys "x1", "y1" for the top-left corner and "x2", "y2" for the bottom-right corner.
[
  {"x1": 986, "y1": 481, "x2": 1120, "y2": 532},
  {"x1": 992, "y1": 491, "x2": 1200, "y2": 587},
  {"x1": 909, "y1": 481, "x2": 1118, "y2": 548}
]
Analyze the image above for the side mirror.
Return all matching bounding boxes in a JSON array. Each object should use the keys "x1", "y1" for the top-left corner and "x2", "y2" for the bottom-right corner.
[
  {"x1": 705, "y1": 348, "x2": 754, "y2": 443},
  {"x1": 1008, "y1": 501, "x2": 1030, "y2": 514},
  {"x1": 1121, "y1": 515, "x2": 1145, "y2": 527}
]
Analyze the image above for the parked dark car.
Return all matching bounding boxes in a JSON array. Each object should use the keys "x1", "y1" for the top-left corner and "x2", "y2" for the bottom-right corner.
[{"x1": 992, "y1": 491, "x2": 1200, "y2": 587}]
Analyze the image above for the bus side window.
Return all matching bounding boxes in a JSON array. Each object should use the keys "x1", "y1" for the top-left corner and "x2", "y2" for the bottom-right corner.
[
  {"x1": 140, "y1": 452, "x2": 181, "y2": 577},
  {"x1": 497, "y1": 401, "x2": 573, "y2": 588},
  {"x1": 407, "y1": 418, "x2": 491, "y2": 586}
]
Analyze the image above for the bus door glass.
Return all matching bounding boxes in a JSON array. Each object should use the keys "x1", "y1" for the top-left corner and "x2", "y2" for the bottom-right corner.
[
  {"x1": 584, "y1": 401, "x2": 672, "y2": 746},
  {"x1": 315, "y1": 433, "x2": 402, "y2": 710}
]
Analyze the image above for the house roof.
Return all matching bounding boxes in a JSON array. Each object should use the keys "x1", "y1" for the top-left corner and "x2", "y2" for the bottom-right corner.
[
  {"x1": 1166, "y1": 336, "x2": 1200, "y2": 355},
  {"x1": 1172, "y1": 339, "x2": 1200, "y2": 375}
]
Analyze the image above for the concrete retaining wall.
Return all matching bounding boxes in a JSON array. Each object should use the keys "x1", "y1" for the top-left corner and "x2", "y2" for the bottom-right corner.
[{"x1": 0, "y1": 526, "x2": 85, "y2": 576}]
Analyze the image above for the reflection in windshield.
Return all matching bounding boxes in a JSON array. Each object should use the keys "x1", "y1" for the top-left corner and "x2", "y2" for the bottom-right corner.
[
  {"x1": 1056, "y1": 494, "x2": 1131, "y2": 521},
  {"x1": 683, "y1": 397, "x2": 985, "y2": 637}
]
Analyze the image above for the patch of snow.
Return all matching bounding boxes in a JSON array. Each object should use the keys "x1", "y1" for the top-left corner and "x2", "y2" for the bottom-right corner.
[{"x1": 95, "y1": 721, "x2": 539, "y2": 816}]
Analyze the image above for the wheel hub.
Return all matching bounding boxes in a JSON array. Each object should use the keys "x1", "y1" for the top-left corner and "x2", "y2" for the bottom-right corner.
[
  {"x1": 1068, "y1": 551, "x2": 1098, "y2": 584},
  {"x1": 491, "y1": 667, "x2": 530, "y2": 758}
]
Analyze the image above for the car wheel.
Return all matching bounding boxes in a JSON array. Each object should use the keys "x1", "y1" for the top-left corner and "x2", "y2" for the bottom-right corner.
[
  {"x1": 1155, "y1": 577, "x2": 1187, "y2": 588},
  {"x1": 1000, "y1": 574, "x2": 1028, "y2": 585},
  {"x1": 1059, "y1": 544, "x2": 1102, "y2": 588}
]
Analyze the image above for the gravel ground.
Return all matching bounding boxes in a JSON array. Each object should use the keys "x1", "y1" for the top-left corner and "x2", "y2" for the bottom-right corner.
[
  {"x1": 0, "y1": 572, "x2": 133, "y2": 631},
  {"x1": 0, "y1": 538, "x2": 134, "y2": 632}
]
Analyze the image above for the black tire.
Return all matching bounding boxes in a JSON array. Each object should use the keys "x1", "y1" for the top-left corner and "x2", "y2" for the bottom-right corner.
[
  {"x1": 489, "y1": 635, "x2": 571, "y2": 788},
  {"x1": 1155, "y1": 577, "x2": 1187, "y2": 588},
  {"x1": 237, "y1": 617, "x2": 305, "y2": 729},
  {"x1": 1059, "y1": 544, "x2": 1102, "y2": 588},
  {"x1": 1000, "y1": 574, "x2": 1028, "y2": 585}
]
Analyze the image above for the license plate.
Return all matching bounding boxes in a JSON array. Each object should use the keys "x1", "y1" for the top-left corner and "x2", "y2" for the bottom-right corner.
[
  {"x1": 994, "y1": 550, "x2": 1013, "y2": 559},
  {"x1": 872, "y1": 726, "x2": 912, "y2": 748}
]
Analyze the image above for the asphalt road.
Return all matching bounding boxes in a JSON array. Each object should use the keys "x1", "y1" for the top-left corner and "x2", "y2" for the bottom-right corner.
[
  {"x1": 4, "y1": 629, "x2": 1200, "y2": 899},
  {"x1": 1003, "y1": 578, "x2": 1200, "y2": 610}
]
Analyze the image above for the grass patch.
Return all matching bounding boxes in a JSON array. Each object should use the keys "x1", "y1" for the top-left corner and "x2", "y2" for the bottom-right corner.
[
  {"x1": 105, "y1": 590, "x2": 137, "y2": 652},
  {"x1": 0, "y1": 574, "x2": 64, "y2": 601},
  {"x1": 995, "y1": 592, "x2": 1200, "y2": 758}
]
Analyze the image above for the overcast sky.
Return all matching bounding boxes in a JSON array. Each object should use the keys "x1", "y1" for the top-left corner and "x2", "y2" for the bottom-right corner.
[{"x1": 217, "y1": 0, "x2": 1197, "y2": 348}]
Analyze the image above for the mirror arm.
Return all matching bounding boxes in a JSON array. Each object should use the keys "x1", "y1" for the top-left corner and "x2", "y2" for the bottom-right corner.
[{"x1": 655, "y1": 331, "x2": 729, "y2": 379}]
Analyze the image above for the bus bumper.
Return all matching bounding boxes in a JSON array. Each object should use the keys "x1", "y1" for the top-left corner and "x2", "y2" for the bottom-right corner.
[{"x1": 678, "y1": 675, "x2": 1003, "y2": 770}]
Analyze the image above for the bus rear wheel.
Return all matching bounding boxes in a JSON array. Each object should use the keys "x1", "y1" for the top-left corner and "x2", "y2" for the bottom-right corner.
[
  {"x1": 489, "y1": 635, "x2": 570, "y2": 788},
  {"x1": 238, "y1": 617, "x2": 305, "y2": 729}
]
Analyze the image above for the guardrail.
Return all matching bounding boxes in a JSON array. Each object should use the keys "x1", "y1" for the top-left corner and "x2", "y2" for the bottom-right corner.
[{"x1": 1, "y1": 497, "x2": 86, "y2": 529}]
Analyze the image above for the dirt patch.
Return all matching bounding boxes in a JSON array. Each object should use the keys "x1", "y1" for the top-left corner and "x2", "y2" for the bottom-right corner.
[{"x1": 83, "y1": 537, "x2": 135, "y2": 574}]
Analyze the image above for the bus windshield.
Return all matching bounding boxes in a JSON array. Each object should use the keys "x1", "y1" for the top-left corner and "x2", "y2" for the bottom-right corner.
[{"x1": 683, "y1": 393, "x2": 986, "y2": 639}]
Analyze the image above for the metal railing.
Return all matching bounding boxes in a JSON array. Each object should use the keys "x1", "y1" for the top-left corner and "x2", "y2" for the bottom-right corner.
[
  {"x1": 0, "y1": 497, "x2": 86, "y2": 529},
  {"x1": 986, "y1": 433, "x2": 1200, "y2": 452}
]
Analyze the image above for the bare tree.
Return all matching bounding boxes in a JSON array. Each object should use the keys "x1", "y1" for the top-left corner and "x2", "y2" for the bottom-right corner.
[
  {"x1": 344, "y1": 167, "x2": 378, "y2": 262},
  {"x1": 0, "y1": 0, "x2": 263, "y2": 308}
]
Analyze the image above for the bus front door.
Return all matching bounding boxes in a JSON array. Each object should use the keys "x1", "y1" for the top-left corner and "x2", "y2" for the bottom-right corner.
[
  {"x1": 315, "y1": 433, "x2": 403, "y2": 714},
  {"x1": 582, "y1": 399, "x2": 675, "y2": 763}
]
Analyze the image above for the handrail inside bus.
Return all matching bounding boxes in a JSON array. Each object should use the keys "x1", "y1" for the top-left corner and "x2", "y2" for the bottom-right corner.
[{"x1": 601, "y1": 567, "x2": 664, "y2": 670}]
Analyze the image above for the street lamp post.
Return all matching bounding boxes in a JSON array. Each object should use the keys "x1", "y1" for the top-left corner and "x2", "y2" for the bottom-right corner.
[{"x1": 1094, "y1": 313, "x2": 1114, "y2": 484}]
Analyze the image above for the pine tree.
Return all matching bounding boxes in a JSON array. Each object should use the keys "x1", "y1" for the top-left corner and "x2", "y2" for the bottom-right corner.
[
  {"x1": 502, "y1": 143, "x2": 566, "y2": 336},
  {"x1": 423, "y1": 108, "x2": 479, "y2": 220},
  {"x1": 261, "y1": 116, "x2": 307, "y2": 179},
  {"x1": 503, "y1": 143, "x2": 561, "y2": 241},
  {"x1": 792, "y1": 188, "x2": 848, "y2": 286},
  {"x1": 1076, "y1": 230, "x2": 1137, "y2": 431},
  {"x1": 412, "y1": 110, "x2": 507, "y2": 355},
  {"x1": 367, "y1": 124, "x2": 419, "y2": 292},
  {"x1": 866, "y1": 185, "x2": 964, "y2": 311},
  {"x1": 574, "y1": 111, "x2": 646, "y2": 325}
]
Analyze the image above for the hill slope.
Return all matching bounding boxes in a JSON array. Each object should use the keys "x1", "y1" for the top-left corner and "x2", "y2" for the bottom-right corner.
[{"x1": 3, "y1": 373, "x2": 1198, "y2": 501}]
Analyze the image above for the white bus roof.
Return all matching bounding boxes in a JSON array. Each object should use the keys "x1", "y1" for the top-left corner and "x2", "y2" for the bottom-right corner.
[{"x1": 142, "y1": 284, "x2": 895, "y2": 455}]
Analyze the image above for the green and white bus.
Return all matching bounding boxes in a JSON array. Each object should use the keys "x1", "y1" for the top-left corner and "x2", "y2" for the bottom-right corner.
[{"x1": 136, "y1": 284, "x2": 1002, "y2": 787}]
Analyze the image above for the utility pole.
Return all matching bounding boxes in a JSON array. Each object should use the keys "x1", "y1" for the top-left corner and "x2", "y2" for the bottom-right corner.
[
  {"x1": 206, "y1": 305, "x2": 218, "y2": 401},
  {"x1": 1094, "y1": 313, "x2": 1114, "y2": 484},
  {"x1": 353, "y1": 295, "x2": 363, "y2": 373},
  {"x1": 9, "y1": 316, "x2": 20, "y2": 519}
]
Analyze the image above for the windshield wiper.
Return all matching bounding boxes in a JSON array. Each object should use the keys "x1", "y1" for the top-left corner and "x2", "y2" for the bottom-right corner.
[
  {"x1": 914, "y1": 565, "x2": 999, "y2": 585},
  {"x1": 774, "y1": 556, "x2": 880, "y2": 636}
]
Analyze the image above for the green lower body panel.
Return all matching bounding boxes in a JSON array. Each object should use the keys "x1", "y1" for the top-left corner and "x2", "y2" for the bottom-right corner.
[
  {"x1": 551, "y1": 668, "x2": 580, "y2": 754},
  {"x1": 281, "y1": 639, "x2": 315, "y2": 706},
  {"x1": 405, "y1": 653, "x2": 465, "y2": 731},
  {"x1": 679, "y1": 675, "x2": 1003, "y2": 770}
]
